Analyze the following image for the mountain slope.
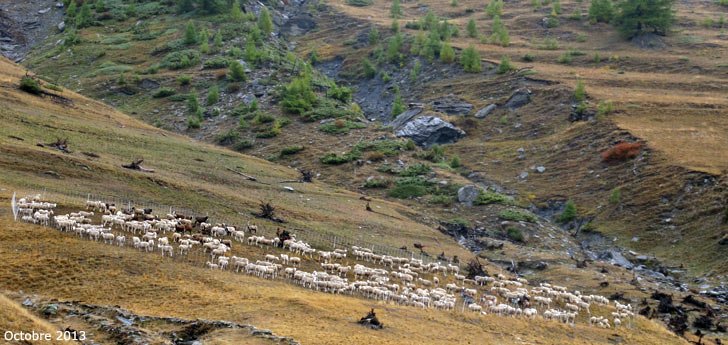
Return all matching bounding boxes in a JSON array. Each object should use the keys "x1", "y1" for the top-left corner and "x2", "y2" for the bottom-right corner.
[{"x1": 0, "y1": 55, "x2": 468, "y2": 259}]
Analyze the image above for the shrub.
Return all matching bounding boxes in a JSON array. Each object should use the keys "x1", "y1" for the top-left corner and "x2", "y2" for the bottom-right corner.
[
  {"x1": 395, "y1": 176, "x2": 434, "y2": 186},
  {"x1": 450, "y1": 217, "x2": 470, "y2": 227},
  {"x1": 573, "y1": 79, "x2": 586, "y2": 101},
  {"x1": 253, "y1": 112, "x2": 275, "y2": 124},
  {"x1": 541, "y1": 38, "x2": 559, "y2": 50},
  {"x1": 467, "y1": 18, "x2": 478, "y2": 37},
  {"x1": 400, "y1": 163, "x2": 432, "y2": 176},
  {"x1": 216, "y1": 129, "x2": 239, "y2": 145},
  {"x1": 429, "y1": 194, "x2": 454, "y2": 204},
  {"x1": 581, "y1": 222, "x2": 596, "y2": 232},
  {"x1": 366, "y1": 151, "x2": 386, "y2": 162},
  {"x1": 610, "y1": 187, "x2": 621, "y2": 204},
  {"x1": 486, "y1": 0, "x2": 503, "y2": 18},
  {"x1": 601, "y1": 142, "x2": 643, "y2": 162},
  {"x1": 390, "y1": 0, "x2": 402, "y2": 18},
  {"x1": 545, "y1": 14, "x2": 560, "y2": 28},
  {"x1": 228, "y1": 60, "x2": 247, "y2": 81},
  {"x1": 302, "y1": 105, "x2": 350, "y2": 122},
  {"x1": 320, "y1": 150, "x2": 362, "y2": 164},
  {"x1": 329, "y1": 84, "x2": 352, "y2": 102},
  {"x1": 506, "y1": 227, "x2": 525, "y2": 242},
  {"x1": 391, "y1": 86, "x2": 405, "y2": 118},
  {"x1": 557, "y1": 51, "x2": 573, "y2": 64},
  {"x1": 557, "y1": 199, "x2": 577, "y2": 223},
  {"x1": 206, "y1": 85, "x2": 219, "y2": 106},
  {"x1": 187, "y1": 115, "x2": 201, "y2": 129},
  {"x1": 347, "y1": 0, "x2": 374, "y2": 6},
  {"x1": 153, "y1": 87, "x2": 176, "y2": 98},
  {"x1": 387, "y1": 184, "x2": 427, "y2": 199},
  {"x1": 225, "y1": 82, "x2": 240, "y2": 94},
  {"x1": 405, "y1": 139, "x2": 416, "y2": 150},
  {"x1": 410, "y1": 60, "x2": 421, "y2": 82},
  {"x1": 258, "y1": 6, "x2": 273, "y2": 36},
  {"x1": 187, "y1": 92, "x2": 199, "y2": 113},
  {"x1": 76, "y1": 4, "x2": 94, "y2": 28},
  {"x1": 320, "y1": 120, "x2": 367, "y2": 134},
  {"x1": 362, "y1": 58, "x2": 377, "y2": 78},
  {"x1": 440, "y1": 44, "x2": 456, "y2": 63},
  {"x1": 614, "y1": 0, "x2": 675, "y2": 38},
  {"x1": 570, "y1": 7, "x2": 583, "y2": 20},
  {"x1": 414, "y1": 144, "x2": 444, "y2": 162},
  {"x1": 596, "y1": 100, "x2": 613, "y2": 117},
  {"x1": 281, "y1": 145, "x2": 304, "y2": 155},
  {"x1": 19, "y1": 76, "x2": 42, "y2": 94},
  {"x1": 203, "y1": 56, "x2": 231, "y2": 69},
  {"x1": 364, "y1": 178, "x2": 390, "y2": 188},
  {"x1": 475, "y1": 190, "x2": 513, "y2": 205},
  {"x1": 460, "y1": 44, "x2": 482, "y2": 72},
  {"x1": 496, "y1": 56, "x2": 516, "y2": 74},
  {"x1": 588, "y1": 0, "x2": 615, "y2": 23},
  {"x1": 522, "y1": 53, "x2": 535, "y2": 62},
  {"x1": 161, "y1": 50, "x2": 200, "y2": 70},
  {"x1": 43, "y1": 83, "x2": 62, "y2": 92},
  {"x1": 449, "y1": 155, "x2": 461, "y2": 168},
  {"x1": 280, "y1": 75, "x2": 317, "y2": 114},
  {"x1": 498, "y1": 209, "x2": 537, "y2": 223},
  {"x1": 177, "y1": 75, "x2": 192, "y2": 85},
  {"x1": 184, "y1": 21, "x2": 197, "y2": 45},
  {"x1": 244, "y1": 40, "x2": 264, "y2": 67},
  {"x1": 234, "y1": 139, "x2": 254, "y2": 151}
]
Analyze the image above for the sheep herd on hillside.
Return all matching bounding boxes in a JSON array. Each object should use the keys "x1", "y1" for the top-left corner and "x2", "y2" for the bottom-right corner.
[{"x1": 14, "y1": 195, "x2": 636, "y2": 330}]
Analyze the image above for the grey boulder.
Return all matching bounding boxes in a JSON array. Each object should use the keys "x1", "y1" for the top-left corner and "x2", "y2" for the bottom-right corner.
[
  {"x1": 396, "y1": 116, "x2": 465, "y2": 148},
  {"x1": 457, "y1": 185, "x2": 481, "y2": 206},
  {"x1": 474, "y1": 104, "x2": 496, "y2": 118},
  {"x1": 505, "y1": 90, "x2": 531, "y2": 110}
]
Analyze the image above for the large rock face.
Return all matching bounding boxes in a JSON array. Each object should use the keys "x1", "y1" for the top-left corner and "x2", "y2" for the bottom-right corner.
[
  {"x1": 396, "y1": 116, "x2": 465, "y2": 148},
  {"x1": 457, "y1": 185, "x2": 481, "y2": 206},
  {"x1": 431, "y1": 95, "x2": 473, "y2": 116}
]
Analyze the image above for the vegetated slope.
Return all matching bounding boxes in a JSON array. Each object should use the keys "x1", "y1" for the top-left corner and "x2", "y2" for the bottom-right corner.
[
  {"x1": 0, "y1": 214, "x2": 689, "y2": 345},
  {"x1": 327, "y1": 0, "x2": 728, "y2": 175},
  {"x1": 0, "y1": 55, "x2": 469, "y2": 259},
  {"x1": 310, "y1": 0, "x2": 728, "y2": 278},
  {"x1": 12, "y1": 0, "x2": 728, "y2": 288}
]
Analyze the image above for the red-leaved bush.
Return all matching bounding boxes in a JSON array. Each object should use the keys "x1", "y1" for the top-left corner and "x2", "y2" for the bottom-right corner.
[{"x1": 601, "y1": 142, "x2": 644, "y2": 162}]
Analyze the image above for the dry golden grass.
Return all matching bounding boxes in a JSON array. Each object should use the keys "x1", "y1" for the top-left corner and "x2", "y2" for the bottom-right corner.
[{"x1": 0, "y1": 215, "x2": 689, "y2": 345}]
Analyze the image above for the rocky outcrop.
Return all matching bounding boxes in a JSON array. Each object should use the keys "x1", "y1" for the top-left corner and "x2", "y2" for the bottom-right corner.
[
  {"x1": 457, "y1": 185, "x2": 481, "y2": 206},
  {"x1": 389, "y1": 107, "x2": 422, "y2": 129},
  {"x1": 395, "y1": 116, "x2": 465, "y2": 148},
  {"x1": 474, "y1": 104, "x2": 496, "y2": 118},
  {"x1": 431, "y1": 94, "x2": 473, "y2": 116},
  {"x1": 505, "y1": 90, "x2": 531, "y2": 110}
]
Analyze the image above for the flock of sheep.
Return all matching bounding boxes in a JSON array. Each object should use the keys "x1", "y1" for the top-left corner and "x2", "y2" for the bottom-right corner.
[{"x1": 15, "y1": 195, "x2": 635, "y2": 330}]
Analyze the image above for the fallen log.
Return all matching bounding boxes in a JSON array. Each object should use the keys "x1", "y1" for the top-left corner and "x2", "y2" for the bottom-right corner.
[
  {"x1": 122, "y1": 159, "x2": 155, "y2": 173},
  {"x1": 226, "y1": 167, "x2": 257, "y2": 181}
]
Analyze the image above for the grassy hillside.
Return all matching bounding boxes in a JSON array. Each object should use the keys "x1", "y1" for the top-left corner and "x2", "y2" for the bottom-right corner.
[
  {"x1": 0, "y1": 55, "x2": 469, "y2": 260},
  {"x1": 0, "y1": 213, "x2": 691, "y2": 345}
]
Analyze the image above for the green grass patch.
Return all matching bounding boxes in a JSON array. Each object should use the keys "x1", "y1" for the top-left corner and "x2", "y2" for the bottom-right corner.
[
  {"x1": 319, "y1": 120, "x2": 367, "y2": 134},
  {"x1": 387, "y1": 184, "x2": 428, "y2": 199},
  {"x1": 498, "y1": 209, "x2": 537, "y2": 223}
]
